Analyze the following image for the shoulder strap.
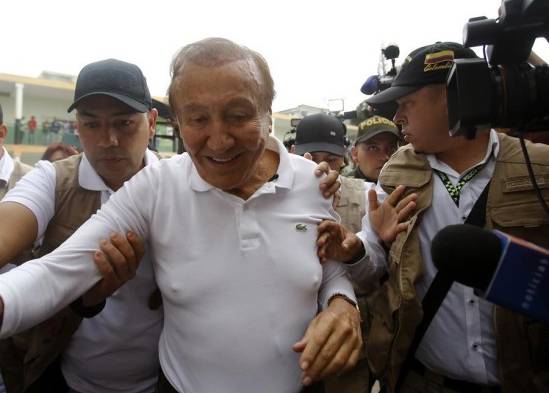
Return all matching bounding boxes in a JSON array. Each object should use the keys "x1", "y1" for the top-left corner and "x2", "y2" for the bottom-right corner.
[{"x1": 464, "y1": 181, "x2": 491, "y2": 228}]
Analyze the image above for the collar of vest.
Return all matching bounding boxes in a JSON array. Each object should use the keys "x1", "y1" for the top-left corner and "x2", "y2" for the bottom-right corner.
[
  {"x1": 379, "y1": 144, "x2": 432, "y2": 190},
  {"x1": 353, "y1": 167, "x2": 377, "y2": 183}
]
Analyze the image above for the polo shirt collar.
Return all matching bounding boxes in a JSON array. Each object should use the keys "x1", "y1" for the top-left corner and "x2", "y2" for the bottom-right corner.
[
  {"x1": 190, "y1": 136, "x2": 294, "y2": 192},
  {"x1": 79, "y1": 149, "x2": 158, "y2": 192},
  {"x1": 0, "y1": 147, "x2": 15, "y2": 187}
]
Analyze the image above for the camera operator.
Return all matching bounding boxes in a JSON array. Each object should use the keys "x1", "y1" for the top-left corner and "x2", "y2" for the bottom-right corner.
[{"x1": 318, "y1": 41, "x2": 549, "y2": 393}]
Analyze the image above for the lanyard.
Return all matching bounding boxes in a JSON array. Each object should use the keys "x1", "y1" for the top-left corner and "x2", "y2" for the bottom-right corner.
[{"x1": 434, "y1": 165, "x2": 483, "y2": 207}]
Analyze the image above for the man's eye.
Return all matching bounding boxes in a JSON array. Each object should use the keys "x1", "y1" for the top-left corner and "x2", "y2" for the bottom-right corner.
[
  {"x1": 189, "y1": 116, "x2": 207, "y2": 124},
  {"x1": 84, "y1": 122, "x2": 99, "y2": 128},
  {"x1": 367, "y1": 145, "x2": 379, "y2": 152},
  {"x1": 229, "y1": 113, "x2": 249, "y2": 122}
]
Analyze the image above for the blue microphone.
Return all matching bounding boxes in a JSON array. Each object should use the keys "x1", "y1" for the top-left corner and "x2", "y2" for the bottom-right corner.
[{"x1": 432, "y1": 224, "x2": 549, "y2": 325}]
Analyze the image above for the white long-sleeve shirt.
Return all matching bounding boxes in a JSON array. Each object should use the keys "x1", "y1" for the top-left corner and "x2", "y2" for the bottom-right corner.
[
  {"x1": 0, "y1": 137, "x2": 355, "y2": 393},
  {"x1": 346, "y1": 130, "x2": 501, "y2": 385}
]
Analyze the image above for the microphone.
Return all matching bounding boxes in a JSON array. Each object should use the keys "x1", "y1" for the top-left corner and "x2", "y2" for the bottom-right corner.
[
  {"x1": 360, "y1": 75, "x2": 380, "y2": 95},
  {"x1": 432, "y1": 224, "x2": 549, "y2": 325}
]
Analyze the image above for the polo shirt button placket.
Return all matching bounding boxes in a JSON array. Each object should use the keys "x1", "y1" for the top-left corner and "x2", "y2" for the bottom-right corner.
[{"x1": 239, "y1": 203, "x2": 260, "y2": 251}]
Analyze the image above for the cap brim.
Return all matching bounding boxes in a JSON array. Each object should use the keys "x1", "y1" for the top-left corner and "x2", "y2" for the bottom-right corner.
[
  {"x1": 355, "y1": 129, "x2": 400, "y2": 145},
  {"x1": 67, "y1": 92, "x2": 150, "y2": 113},
  {"x1": 295, "y1": 142, "x2": 345, "y2": 156},
  {"x1": 366, "y1": 85, "x2": 422, "y2": 106}
]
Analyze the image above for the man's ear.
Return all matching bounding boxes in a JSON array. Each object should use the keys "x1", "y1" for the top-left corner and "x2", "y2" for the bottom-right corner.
[
  {"x1": 0, "y1": 124, "x2": 8, "y2": 141},
  {"x1": 148, "y1": 109, "x2": 159, "y2": 140},
  {"x1": 350, "y1": 146, "x2": 359, "y2": 164}
]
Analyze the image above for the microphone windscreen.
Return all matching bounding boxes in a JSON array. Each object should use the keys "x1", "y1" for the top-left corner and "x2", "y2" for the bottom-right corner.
[
  {"x1": 361, "y1": 75, "x2": 380, "y2": 95},
  {"x1": 431, "y1": 224, "x2": 502, "y2": 290}
]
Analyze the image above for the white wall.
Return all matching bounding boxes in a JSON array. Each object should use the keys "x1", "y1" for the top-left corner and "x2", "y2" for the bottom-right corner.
[{"x1": 0, "y1": 94, "x2": 74, "y2": 127}]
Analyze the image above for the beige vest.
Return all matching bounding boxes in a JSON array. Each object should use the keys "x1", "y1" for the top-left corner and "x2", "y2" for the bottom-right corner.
[
  {"x1": 335, "y1": 176, "x2": 367, "y2": 235},
  {"x1": 0, "y1": 154, "x2": 101, "y2": 393},
  {"x1": 0, "y1": 158, "x2": 33, "y2": 200},
  {"x1": 368, "y1": 133, "x2": 549, "y2": 393}
]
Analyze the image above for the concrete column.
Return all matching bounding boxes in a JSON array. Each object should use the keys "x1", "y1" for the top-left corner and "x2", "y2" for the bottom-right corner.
[
  {"x1": 14, "y1": 83, "x2": 24, "y2": 144},
  {"x1": 14, "y1": 83, "x2": 24, "y2": 120}
]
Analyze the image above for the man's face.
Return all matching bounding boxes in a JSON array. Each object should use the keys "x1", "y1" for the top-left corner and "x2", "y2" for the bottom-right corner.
[
  {"x1": 308, "y1": 151, "x2": 344, "y2": 172},
  {"x1": 172, "y1": 60, "x2": 272, "y2": 192},
  {"x1": 393, "y1": 85, "x2": 451, "y2": 154},
  {"x1": 352, "y1": 133, "x2": 398, "y2": 181},
  {"x1": 76, "y1": 95, "x2": 157, "y2": 190}
]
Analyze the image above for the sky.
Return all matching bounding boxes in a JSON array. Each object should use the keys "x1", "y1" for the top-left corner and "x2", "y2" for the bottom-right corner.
[{"x1": 3, "y1": 0, "x2": 548, "y2": 112}]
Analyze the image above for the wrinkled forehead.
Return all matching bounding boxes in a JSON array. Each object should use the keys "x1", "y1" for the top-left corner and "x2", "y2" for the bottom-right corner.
[{"x1": 173, "y1": 59, "x2": 264, "y2": 103}]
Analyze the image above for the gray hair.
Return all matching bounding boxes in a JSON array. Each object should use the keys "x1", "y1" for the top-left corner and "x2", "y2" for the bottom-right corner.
[{"x1": 168, "y1": 37, "x2": 275, "y2": 114}]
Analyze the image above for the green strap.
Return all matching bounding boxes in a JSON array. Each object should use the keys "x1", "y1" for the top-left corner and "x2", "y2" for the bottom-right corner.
[{"x1": 434, "y1": 165, "x2": 483, "y2": 206}]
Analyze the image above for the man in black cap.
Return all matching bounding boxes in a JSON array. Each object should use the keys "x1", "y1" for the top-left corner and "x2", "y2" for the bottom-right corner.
[
  {"x1": 293, "y1": 113, "x2": 373, "y2": 393},
  {"x1": 351, "y1": 115, "x2": 400, "y2": 183},
  {"x1": 293, "y1": 113, "x2": 366, "y2": 233},
  {"x1": 318, "y1": 41, "x2": 549, "y2": 392},
  {"x1": 0, "y1": 59, "x2": 163, "y2": 393},
  {"x1": 293, "y1": 113, "x2": 348, "y2": 173}
]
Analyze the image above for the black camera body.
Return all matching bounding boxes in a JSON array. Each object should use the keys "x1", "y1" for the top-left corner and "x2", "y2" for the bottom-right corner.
[
  {"x1": 359, "y1": 45, "x2": 401, "y2": 121},
  {"x1": 447, "y1": 0, "x2": 549, "y2": 138}
]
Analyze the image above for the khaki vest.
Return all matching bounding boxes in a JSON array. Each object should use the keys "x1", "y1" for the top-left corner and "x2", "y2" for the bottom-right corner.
[
  {"x1": 0, "y1": 159, "x2": 33, "y2": 200},
  {"x1": 367, "y1": 133, "x2": 549, "y2": 393},
  {"x1": 0, "y1": 154, "x2": 101, "y2": 393}
]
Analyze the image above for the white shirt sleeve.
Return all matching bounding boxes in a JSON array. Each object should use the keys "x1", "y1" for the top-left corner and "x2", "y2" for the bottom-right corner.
[
  {"x1": 343, "y1": 182, "x2": 389, "y2": 285},
  {"x1": 2, "y1": 160, "x2": 56, "y2": 240},
  {"x1": 0, "y1": 165, "x2": 156, "y2": 337},
  {"x1": 317, "y1": 196, "x2": 356, "y2": 309},
  {"x1": 318, "y1": 260, "x2": 357, "y2": 309}
]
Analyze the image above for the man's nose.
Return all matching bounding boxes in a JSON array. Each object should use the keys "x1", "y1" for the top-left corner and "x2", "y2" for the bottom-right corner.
[
  {"x1": 207, "y1": 119, "x2": 234, "y2": 152},
  {"x1": 98, "y1": 127, "x2": 119, "y2": 147},
  {"x1": 393, "y1": 111, "x2": 404, "y2": 126}
]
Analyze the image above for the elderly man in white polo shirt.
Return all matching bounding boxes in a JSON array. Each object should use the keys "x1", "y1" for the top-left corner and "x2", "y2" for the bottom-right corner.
[{"x1": 0, "y1": 39, "x2": 361, "y2": 393}]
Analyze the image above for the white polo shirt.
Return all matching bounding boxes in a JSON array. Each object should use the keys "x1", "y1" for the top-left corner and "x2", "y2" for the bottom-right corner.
[
  {"x1": 0, "y1": 137, "x2": 355, "y2": 393},
  {"x1": 2, "y1": 150, "x2": 163, "y2": 393}
]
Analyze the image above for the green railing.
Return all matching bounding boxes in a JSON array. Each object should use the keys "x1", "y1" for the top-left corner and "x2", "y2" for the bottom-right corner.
[{"x1": 4, "y1": 122, "x2": 179, "y2": 153}]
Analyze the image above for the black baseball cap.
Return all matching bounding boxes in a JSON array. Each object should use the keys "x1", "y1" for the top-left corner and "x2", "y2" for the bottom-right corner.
[
  {"x1": 294, "y1": 113, "x2": 346, "y2": 156},
  {"x1": 355, "y1": 116, "x2": 399, "y2": 145},
  {"x1": 367, "y1": 42, "x2": 478, "y2": 106},
  {"x1": 68, "y1": 59, "x2": 152, "y2": 113}
]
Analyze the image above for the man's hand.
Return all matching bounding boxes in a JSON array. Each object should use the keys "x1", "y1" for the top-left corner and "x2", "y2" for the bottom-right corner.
[
  {"x1": 305, "y1": 153, "x2": 341, "y2": 201},
  {"x1": 369, "y1": 185, "x2": 417, "y2": 248},
  {"x1": 293, "y1": 297, "x2": 362, "y2": 385},
  {"x1": 82, "y1": 231, "x2": 145, "y2": 307},
  {"x1": 317, "y1": 221, "x2": 364, "y2": 264}
]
